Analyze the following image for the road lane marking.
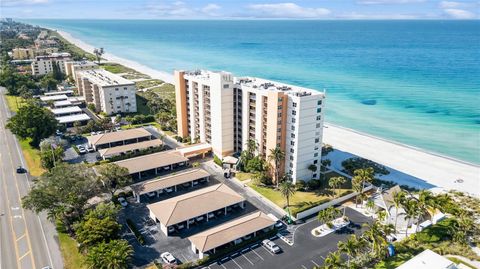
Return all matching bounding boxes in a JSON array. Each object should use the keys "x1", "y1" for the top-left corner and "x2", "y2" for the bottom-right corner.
[
  {"x1": 261, "y1": 246, "x2": 275, "y2": 256},
  {"x1": 16, "y1": 234, "x2": 26, "y2": 241},
  {"x1": 18, "y1": 251, "x2": 31, "y2": 260},
  {"x1": 311, "y1": 260, "x2": 320, "y2": 267}
]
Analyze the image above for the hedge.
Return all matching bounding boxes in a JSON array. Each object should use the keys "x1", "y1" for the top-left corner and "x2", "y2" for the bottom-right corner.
[{"x1": 126, "y1": 218, "x2": 146, "y2": 245}]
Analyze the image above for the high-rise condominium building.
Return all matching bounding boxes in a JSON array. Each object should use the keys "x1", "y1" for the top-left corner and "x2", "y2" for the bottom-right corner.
[
  {"x1": 64, "y1": 60, "x2": 98, "y2": 81},
  {"x1": 175, "y1": 70, "x2": 326, "y2": 182},
  {"x1": 76, "y1": 69, "x2": 137, "y2": 115}
]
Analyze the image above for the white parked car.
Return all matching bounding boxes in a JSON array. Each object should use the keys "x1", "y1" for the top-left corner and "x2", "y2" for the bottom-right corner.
[
  {"x1": 176, "y1": 223, "x2": 185, "y2": 230},
  {"x1": 117, "y1": 197, "x2": 128, "y2": 207},
  {"x1": 147, "y1": 192, "x2": 156, "y2": 198},
  {"x1": 195, "y1": 216, "x2": 204, "y2": 222},
  {"x1": 207, "y1": 212, "x2": 215, "y2": 219},
  {"x1": 87, "y1": 146, "x2": 95, "y2": 152},
  {"x1": 78, "y1": 145, "x2": 87, "y2": 154},
  {"x1": 168, "y1": 226, "x2": 176, "y2": 233},
  {"x1": 165, "y1": 187, "x2": 174, "y2": 193},
  {"x1": 160, "y1": 252, "x2": 176, "y2": 264},
  {"x1": 262, "y1": 239, "x2": 281, "y2": 254}
]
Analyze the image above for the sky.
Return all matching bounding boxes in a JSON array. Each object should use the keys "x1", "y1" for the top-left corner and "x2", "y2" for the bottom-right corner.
[{"x1": 1, "y1": 0, "x2": 478, "y2": 20}]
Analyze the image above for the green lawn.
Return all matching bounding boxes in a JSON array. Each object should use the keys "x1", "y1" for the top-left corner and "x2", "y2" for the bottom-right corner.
[
  {"x1": 121, "y1": 122, "x2": 160, "y2": 130},
  {"x1": 99, "y1": 63, "x2": 145, "y2": 76},
  {"x1": 150, "y1": 83, "x2": 175, "y2": 102},
  {"x1": 247, "y1": 182, "x2": 352, "y2": 216},
  {"x1": 5, "y1": 95, "x2": 25, "y2": 113},
  {"x1": 19, "y1": 139, "x2": 45, "y2": 177},
  {"x1": 58, "y1": 232, "x2": 86, "y2": 269},
  {"x1": 236, "y1": 172, "x2": 253, "y2": 181},
  {"x1": 447, "y1": 257, "x2": 476, "y2": 269},
  {"x1": 136, "y1": 79, "x2": 164, "y2": 89}
]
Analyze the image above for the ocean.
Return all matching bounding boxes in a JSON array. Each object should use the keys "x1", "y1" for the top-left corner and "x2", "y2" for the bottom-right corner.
[{"x1": 24, "y1": 20, "x2": 480, "y2": 164}]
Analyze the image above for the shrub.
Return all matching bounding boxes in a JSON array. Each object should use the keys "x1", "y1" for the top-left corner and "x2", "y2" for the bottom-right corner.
[
  {"x1": 307, "y1": 179, "x2": 321, "y2": 190},
  {"x1": 342, "y1": 157, "x2": 390, "y2": 176},
  {"x1": 295, "y1": 180, "x2": 307, "y2": 191},
  {"x1": 313, "y1": 229, "x2": 320, "y2": 236},
  {"x1": 326, "y1": 222, "x2": 334, "y2": 229},
  {"x1": 213, "y1": 155, "x2": 223, "y2": 167},
  {"x1": 126, "y1": 219, "x2": 146, "y2": 245}
]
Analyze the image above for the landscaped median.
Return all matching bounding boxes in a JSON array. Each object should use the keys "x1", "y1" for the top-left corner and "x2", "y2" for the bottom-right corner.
[{"x1": 19, "y1": 138, "x2": 45, "y2": 177}]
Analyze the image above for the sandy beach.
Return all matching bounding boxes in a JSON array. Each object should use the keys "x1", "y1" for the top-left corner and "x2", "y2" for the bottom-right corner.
[{"x1": 57, "y1": 30, "x2": 480, "y2": 197}]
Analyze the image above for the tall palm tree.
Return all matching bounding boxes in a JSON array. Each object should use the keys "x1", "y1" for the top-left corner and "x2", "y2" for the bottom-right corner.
[
  {"x1": 362, "y1": 221, "x2": 388, "y2": 257},
  {"x1": 322, "y1": 251, "x2": 343, "y2": 269},
  {"x1": 279, "y1": 180, "x2": 296, "y2": 209},
  {"x1": 268, "y1": 146, "x2": 285, "y2": 188},
  {"x1": 337, "y1": 235, "x2": 359, "y2": 267},
  {"x1": 366, "y1": 199, "x2": 375, "y2": 213},
  {"x1": 353, "y1": 167, "x2": 375, "y2": 192},
  {"x1": 329, "y1": 176, "x2": 346, "y2": 197},
  {"x1": 392, "y1": 190, "x2": 406, "y2": 233},
  {"x1": 401, "y1": 198, "x2": 420, "y2": 237},
  {"x1": 352, "y1": 177, "x2": 363, "y2": 207}
]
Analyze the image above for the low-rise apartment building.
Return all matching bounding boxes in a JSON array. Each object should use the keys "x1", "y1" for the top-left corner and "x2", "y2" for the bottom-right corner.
[
  {"x1": 76, "y1": 69, "x2": 137, "y2": 115},
  {"x1": 175, "y1": 70, "x2": 326, "y2": 182},
  {"x1": 31, "y1": 52, "x2": 71, "y2": 76},
  {"x1": 11, "y1": 47, "x2": 58, "y2": 60}
]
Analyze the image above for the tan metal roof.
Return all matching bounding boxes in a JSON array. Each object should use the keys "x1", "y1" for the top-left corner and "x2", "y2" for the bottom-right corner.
[
  {"x1": 87, "y1": 128, "x2": 152, "y2": 146},
  {"x1": 131, "y1": 168, "x2": 210, "y2": 195},
  {"x1": 188, "y1": 211, "x2": 275, "y2": 252},
  {"x1": 147, "y1": 184, "x2": 245, "y2": 226},
  {"x1": 98, "y1": 139, "x2": 163, "y2": 158},
  {"x1": 114, "y1": 150, "x2": 188, "y2": 174}
]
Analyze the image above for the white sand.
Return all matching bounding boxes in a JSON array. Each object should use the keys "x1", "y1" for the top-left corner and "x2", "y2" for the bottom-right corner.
[
  {"x1": 56, "y1": 30, "x2": 480, "y2": 197},
  {"x1": 324, "y1": 124, "x2": 480, "y2": 197}
]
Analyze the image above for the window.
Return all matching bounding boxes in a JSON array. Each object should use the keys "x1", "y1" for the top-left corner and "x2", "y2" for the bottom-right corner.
[
  {"x1": 278, "y1": 112, "x2": 282, "y2": 117},
  {"x1": 291, "y1": 133, "x2": 295, "y2": 138},
  {"x1": 290, "y1": 162, "x2": 293, "y2": 168},
  {"x1": 313, "y1": 173, "x2": 317, "y2": 178},
  {"x1": 115, "y1": 88, "x2": 119, "y2": 91},
  {"x1": 313, "y1": 160, "x2": 318, "y2": 164},
  {"x1": 292, "y1": 110, "x2": 296, "y2": 116},
  {"x1": 278, "y1": 98, "x2": 282, "y2": 101},
  {"x1": 317, "y1": 100, "x2": 322, "y2": 105},
  {"x1": 292, "y1": 118, "x2": 296, "y2": 123},
  {"x1": 291, "y1": 125, "x2": 295, "y2": 131},
  {"x1": 223, "y1": 84, "x2": 229, "y2": 89},
  {"x1": 316, "y1": 116, "x2": 321, "y2": 121},
  {"x1": 277, "y1": 128, "x2": 281, "y2": 132},
  {"x1": 316, "y1": 123, "x2": 321, "y2": 128},
  {"x1": 290, "y1": 156, "x2": 294, "y2": 161},
  {"x1": 290, "y1": 148, "x2": 294, "y2": 153},
  {"x1": 278, "y1": 105, "x2": 282, "y2": 110},
  {"x1": 293, "y1": 102, "x2": 297, "y2": 107},
  {"x1": 314, "y1": 153, "x2": 318, "y2": 157},
  {"x1": 315, "y1": 138, "x2": 320, "y2": 143},
  {"x1": 317, "y1": 108, "x2": 322, "y2": 113},
  {"x1": 290, "y1": 141, "x2": 295, "y2": 146}
]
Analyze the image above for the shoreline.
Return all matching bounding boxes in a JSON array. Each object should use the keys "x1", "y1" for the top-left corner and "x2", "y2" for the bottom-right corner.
[{"x1": 54, "y1": 28, "x2": 479, "y2": 196}]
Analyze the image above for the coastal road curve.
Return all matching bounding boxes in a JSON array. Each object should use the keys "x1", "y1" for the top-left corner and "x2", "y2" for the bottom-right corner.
[{"x1": 0, "y1": 87, "x2": 63, "y2": 269}]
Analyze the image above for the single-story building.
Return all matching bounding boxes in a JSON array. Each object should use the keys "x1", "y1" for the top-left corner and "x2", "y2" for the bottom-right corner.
[
  {"x1": 147, "y1": 183, "x2": 246, "y2": 236},
  {"x1": 49, "y1": 106, "x2": 82, "y2": 117},
  {"x1": 98, "y1": 139, "x2": 163, "y2": 160},
  {"x1": 87, "y1": 128, "x2": 153, "y2": 151},
  {"x1": 56, "y1": 113, "x2": 91, "y2": 127},
  {"x1": 188, "y1": 211, "x2": 276, "y2": 259},
  {"x1": 114, "y1": 150, "x2": 189, "y2": 179},
  {"x1": 44, "y1": 90, "x2": 74, "y2": 96},
  {"x1": 53, "y1": 100, "x2": 73, "y2": 108},
  {"x1": 396, "y1": 249, "x2": 459, "y2": 269},
  {"x1": 131, "y1": 168, "x2": 210, "y2": 202},
  {"x1": 40, "y1": 94, "x2": 68, "y2": 102},
  {"x1": 177, "y1": 143, "x2": 212, "y2": 158}
]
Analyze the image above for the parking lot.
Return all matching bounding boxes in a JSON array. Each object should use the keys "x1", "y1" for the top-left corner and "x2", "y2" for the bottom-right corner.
[
  {"x1": 200, "y1": 207, "x2": 372, "y2": 269},
  {"x1": 62, "y1": 136, "x2": 99, "y2": 163}
]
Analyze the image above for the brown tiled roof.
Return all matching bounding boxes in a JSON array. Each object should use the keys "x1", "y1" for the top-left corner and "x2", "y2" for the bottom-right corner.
[
  {"x1": 98, "y1": 139, "x2": 162, "y2": 158},
  {"x1": 87, "y1": 128, "x2": 151, "y2": 146},
  {"x1": 114, "y1": 150, "x2": 188, "y2": 174}
]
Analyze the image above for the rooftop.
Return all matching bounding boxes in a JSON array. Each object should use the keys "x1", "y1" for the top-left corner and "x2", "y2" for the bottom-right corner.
[
  {"x1": 56, "y1": 113, "x2": 90, "y2": 124},
  {"x1": 147, "y1": 183, "x2": 245, "y2": 226},
  {"x1": 114, "y1": 150, "x2": 188, "y2": 174},
  {"x1": 44, "y1": 90, "x2": 74, "y2": 96},
  {"x1": 98, "y1": 139, "x2": 163, "y2": 158},
  {"x1": 131, "y1": 168, "x2": 210, "y2": 195},
  {"x1": 87, "y1": 128, "x2": 152, "y2": 146},
  {"x1": 77, "y1": 69, "x2": 134, "y2": 87},
  {"x1": 396, "y1": 249, "x2": 457, "y2": 269},
  {"x1": 183, "y1": 69, "x2": 233, "y2": 82},
  {"x1": 49, "y1": 106, "x2": 82, "y2": 115},
  {"x1": 40, "y1": 94, "x2": 68, "y2": 102},
  {"x1": 188, "y1": 211, "x2": 275, "y2": 252},
  {"x1": 68, "y1": 60, "x2": 97, "y2": 67},
  {"x1": 35, "y1": 52, "x2": 71, "y2": 60},
  {"x1": 236, "y1": 77, "x2": 324, "y2": 97},
  {"x1": 53, "y1": 100, "x2": 72, "y2": 107}
]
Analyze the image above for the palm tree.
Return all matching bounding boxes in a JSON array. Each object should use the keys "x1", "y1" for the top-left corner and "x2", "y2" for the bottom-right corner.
[
  {"x1": 362, "y1": 221, "x2": 388, "y2": 257},
  {"x1": 401, "y1": 198, "x2": 420, "y2": 237},
  {"x1": 322, "y1": 251, "x2": 343, "y2": 269},
  {"x1": 268, "y1": 146, "x2": 285, "y2": 188},
  {"x1": 93, "y1": 47, "x2": 104, "y2": 64},
  {"x1": 337, "y1": 235, "x2": 359, "y2": 267},
  {"x1": 353, "y1": 167, "x2": 375, "y2": 192},
  {"x1": 366, "y1": 199, "x2": 375, "y2": 213},
  {"x1": 279, "y1": 180, "x2": 296, "y2": 222},
  {"x1": 85, "y1": 239, "x2": 133, "y2": 269},
  {"x1": 318, "y1": 206, "x2": 341, "y2": 225},
  {"x1": 392, "y1": 190, "x2": 406, "y2": 233},
  {"x1": 329, "y1": 176, "x2": 346, "y2": 197},
  {"x1": 352, "y1": 177, "x2": 363, "y2": 207}
]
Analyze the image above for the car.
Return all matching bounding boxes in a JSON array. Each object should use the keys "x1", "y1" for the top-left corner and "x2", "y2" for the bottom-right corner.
[
  {"x1": 216, "y1": 210, "x2": 224, "y2": 216},
  {"x1": 262, "y1": 239, "x2": 281, "y2": 254},
  {"x1": 87, "y1": 146, "x2": 95, "y2": 152},
  {"x1": 182, "y1": 182, "x2": 191, "y2": 188},
  {"x1": 90, "y1": 132, "x2": 96, "y2": 136},
  {"x1": 55, "y1": 130, "x2": 63, "y2": 136},
  {"x1": 16, "y1": 166, "x2": 26, "y2": 174},
  {"x1": 168, "y1": 226, "x2": 176, "y2": 233},
  {"x1": 78, "y1": 146, "x2": 87, "y2": 154},
  {"x1": 199, "y1": 178, "x2": 207, "y2": 183},
  {"x1": 70, "y1": 136, "x2": 77, "y2": 142},
  {"x1": 117, "y1": 197, "x2": 128, "y2": 207},
  {"x1": 275, "y1": 221, "x2": 285, "y2": 229},
  {"x1": 208, "y1": 212, "x2": 215, "y2": 219},
  {"x1": 156, "y1": 189, "x2": 164, "y2": 195},
  {"x1": 160, "y1": 252, "x2": 176, "y2": 265},
  {"x1": 165, "y1": 187, "x2": 174, "y2": 193},
  {"x1": 176, "y1": 223, "x2": 185, "y2": 230},
  {"x1": 192, "y1": 180, "x2": 199, "y2": 186},
  {"x1": 147, "y1": 192, "x2": 156, "y2": 198},
  {"x1": 187, "y1": 219, "x2": 195, "y2": 225},
  {"x1": 243, "y1": 234, "x2": 252, "y2": 240},
  {"x1": 195, "y1": 216, "x2": 204, "y2": 222}
]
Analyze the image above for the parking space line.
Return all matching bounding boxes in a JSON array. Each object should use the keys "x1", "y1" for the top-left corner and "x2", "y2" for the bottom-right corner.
[
  {"x1": 250, "y1": 248, "x2": 264, "y2": 261},
  {"x1": 311, "y1": 260, "x2": 320, "y2": 267},
  {"x1": 261, "y1": 246, "x2": 275, "y2": 256},
  {"x1": 301, "y1": 265, "x2": 308, "y2": 269},
  {"x1": 181, "y1": 253, "x2": 188, "y2": 262},
  {"x1": 241, "y1": 252, "x2": 254, "y2": 265},
  {"x1": 15, "y1": 233, "x2": 26, "y2": 241},
  {"x1": 18, "y1": 251, "x2": 30, "y2": 260},
  {"x1": 230, "y1": 257, "x2": 243, "y2": 269}
]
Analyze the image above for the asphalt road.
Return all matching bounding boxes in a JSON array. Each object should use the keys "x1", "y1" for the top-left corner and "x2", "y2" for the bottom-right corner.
[{"x1": 0, "y1": 87, "x2": 64, "y2": 269}]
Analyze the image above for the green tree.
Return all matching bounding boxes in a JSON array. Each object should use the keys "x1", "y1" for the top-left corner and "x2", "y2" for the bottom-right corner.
[
  {"x1": 39, "y1": 139, "x2": 65, "y2": 170},
  {"x1": 51, "y1": 62, "x2": 64, "y2": 81},
  {"x1": 392, "y1": 190, "x2": 406, "y2": 233},
  {"x1": 268, "y1": 146, "x2": 285, "y2": 188},
  {"x1": 22, "y1": 164, "x2": 100, "y2": 233},
  {"x1": 337, "y1": 234, "x2": 360, "y2": 267},
  {"x1": 317, "y1": 206, "x2": 341, "y2": 225},
  {"x1": 328, "y1": 176, "x2": 346, "y2": 197},
  {"x1": 279, "y1": 179, "x2": 296, "y2": 210},
  {"x1": 85, "y1": 239, "x2": 133, "y2": 269},
  {"x1": 362, "y1": 220, "x2": 390, "y2": 257},
  {"x1": 40, "y1": 74, "x2": 58, "y2": 91},
  {"x1": 74, "y1": 203, "x2": 121, "y2": 251},
  {"x1": 353, "y1": 167, "x2": 374, "y2": 192},
  {"x1": 93, "y1": 48, "x2": 104, "y2": 64},
  {"x1": 245, "y1": 156, "x2": 265, "y2": 173},
  {"x1": 6, "y1": 101, "x2": 58, "y2": 146},
  {"x1": 322, "y1": 251, "x2": 343, "y2": 269},
  {"x1": 96, "y1": 163, "x2": 132, "y2": 199},
  {"x1": 401, "y1": 198, "x2": 420, "y2": 237}
]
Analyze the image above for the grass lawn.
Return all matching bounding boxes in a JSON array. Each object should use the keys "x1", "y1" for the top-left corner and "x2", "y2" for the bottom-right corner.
[
  {"x1": 5, "y1": 95, "x2": 25, "y2": 113},
  {"x1": 19, "y1": 139, "x2": 45, "y2": 177},
  {"x1": 121, "y1": 121, "x2": 160, "y2": 130},
  {"x1": 447, "y1": 257, "x2": 476, "y2": 269},
  {"x1": 235, "y1": 172, "x2": 253, "y2": 181},
  {"x1": 150, "y1": 83, "x2": 175, "y2": 102},
  {"x1": 100, "y1": 63, "x2": 144, "y2": 76},
  {"x1": 374, "y1": 253, "x2": 414, "y2": 269},
  {"x1": 247, "y1": 182, "x2": 352, "y2": 216},
  {"x1": 136, "y1": 79, "x2": 164, "y2": 89},
  {"x1": 58, "y1": 232, "x2": 86, "y2": 269}
]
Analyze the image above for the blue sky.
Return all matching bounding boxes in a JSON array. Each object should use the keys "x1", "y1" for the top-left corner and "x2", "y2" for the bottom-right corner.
[{"x1": 1, "y1": 0, "x2": 478, "y2": 19}]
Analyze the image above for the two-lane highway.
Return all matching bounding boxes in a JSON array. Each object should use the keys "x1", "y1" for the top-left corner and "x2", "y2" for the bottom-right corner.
[{"x1": 0, "y1": 87, "x2": 63, "y2": 269}]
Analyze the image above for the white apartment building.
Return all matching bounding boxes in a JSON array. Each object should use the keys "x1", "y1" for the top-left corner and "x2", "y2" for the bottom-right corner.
[
  {"x1": 175, "y1": 70, "x2": 235, "y2": 158},
  {"x1": 64, "y1": 60, "x2": 97, "y2": 81},
  {"x1": 175, "y1": 70, "x2": 326, "y2": 182},
  {"x1": 76, "y1": 69, "x2": 137, "y2": 115},
  {"x1": 31, "y1": 52, "x2": 71, "y2": 76}
]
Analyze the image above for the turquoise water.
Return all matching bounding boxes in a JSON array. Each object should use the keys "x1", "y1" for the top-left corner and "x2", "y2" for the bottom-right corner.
[{"x1": 26, "y1": 20, "x2": 480, "y2": 164}]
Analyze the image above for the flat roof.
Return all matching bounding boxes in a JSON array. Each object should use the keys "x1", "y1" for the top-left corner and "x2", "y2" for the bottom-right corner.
[
  {"x1": 56, "y1": 113, "x2": 91, "y2": 124},
  {"x1": 98, "y1": 139, "x2": 163, "y2": 158},
  {"x1": 177, "y1": 143, "x2": 212, "y2": 157},
  {"x1": 87, "y1": 128, "x2": 152, "y2": 146},
  {"x1": 77, "y1": 69, "x2": 134, "y2": 86},
  {"x1": 188, "y1": 211, "x2": 275, "y2": 253},
  {"x1": 131, "y1": 168, "x2": 210, "y2": 195},
  {"x1": 54, "y1": 100, "x2": 72, "y2": 107},
  {"x1": 40, "y1": 94, "x2": 68, "y2": 102},
  {"x1": 114, "y1": 150, "x2": 188, "y2": 174},
  {"x1": 147, "y1": 184, "x2": 245, "y2": 226},
  {"x1": 50, "y1": 106, "x2": 82, "y2": 115},
  {"x1": 44, "y1": 90, "x2": 74, "y2": 96},
  {"x1": 396, "y1": 249, "x2": 456, "y2": 269}
]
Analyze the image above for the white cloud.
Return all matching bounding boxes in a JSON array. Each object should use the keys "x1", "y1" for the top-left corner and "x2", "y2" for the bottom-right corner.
[
  {"x1": 337, "y1": 12, "x2": 420, "y2": 19},
  {"x1": 443, "y1": 8, "x2": 476, "y2": 19},
  {"x1": 146, "y1": 1, "x2": 223, "y2": 18},
  {"x1": 439, "y1": 1, "x2": 462, "y2": 8},
  {"x1": 357, "y1": 0, "x2": 425, "y2": 4},
  {"x1": 1, "y1": 0, "x2": 49, "y2": 6},
  {"x1": 201, "y1": 3, "x2": 221, "y2": 16},
  {"x1": 248, "y1": 3, "x2": 331, "y2": 18}
]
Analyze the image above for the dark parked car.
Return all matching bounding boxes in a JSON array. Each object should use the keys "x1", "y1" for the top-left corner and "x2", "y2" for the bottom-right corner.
[{"x1": 16, "y1": 166, "x2": 26, "y2": 173}]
